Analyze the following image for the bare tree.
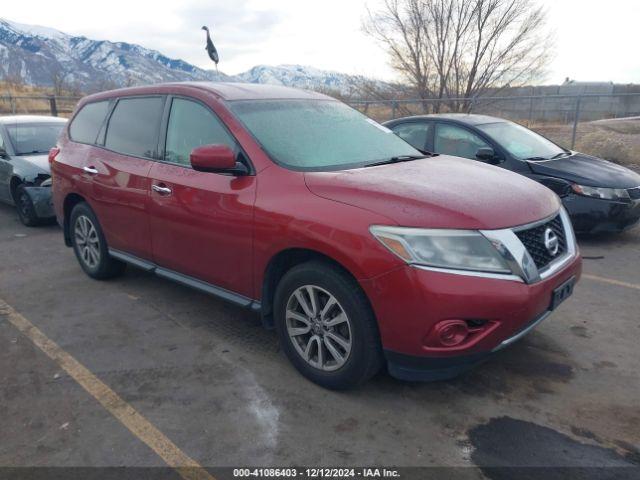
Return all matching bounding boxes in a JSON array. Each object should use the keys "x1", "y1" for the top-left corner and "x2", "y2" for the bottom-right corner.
[
  {"x1": 51, "y1": 65, "x2": 72, "y2": 96},
  {"x1": 363, "y1": 0, "x2": 552, "y2": 112}
]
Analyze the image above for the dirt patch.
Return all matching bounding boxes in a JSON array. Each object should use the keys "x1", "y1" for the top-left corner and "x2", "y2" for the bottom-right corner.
[
  {"x1": 469, "y1": 417, "x2": 639, "y2": 479},
  {"x1": 570, "y1": 326, "x2": 592, "y2": 338}
]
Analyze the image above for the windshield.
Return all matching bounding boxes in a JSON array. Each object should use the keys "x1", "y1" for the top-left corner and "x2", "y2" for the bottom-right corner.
[
  {"x1": 6, "y1": 123, "x2": 65, "y2": 155},
  {"x1": 477, "y1": 121, "x2": 567, "y2": 161},
  {"x1": 228, "y1": 99, "x2": 421, "y2": 170}
]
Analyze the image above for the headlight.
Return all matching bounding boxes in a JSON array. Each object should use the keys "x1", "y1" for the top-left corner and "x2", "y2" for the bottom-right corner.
[
  {"x1": 572, "y1": 184, "x2": 630, "y2": 201},
  {"x1": 370, "y1": 226, "x2": 511, "y2": 273}
]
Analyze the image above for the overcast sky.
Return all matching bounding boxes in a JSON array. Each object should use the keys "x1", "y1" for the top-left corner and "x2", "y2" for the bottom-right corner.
[{"x1": 3, "y1": 0, "x2": 639, "y2": 84}]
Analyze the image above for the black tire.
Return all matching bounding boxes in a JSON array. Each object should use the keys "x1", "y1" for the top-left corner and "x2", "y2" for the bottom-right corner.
[
  {"x1": 15, "y1": 184, "x2": 40, "y2": 227},
  {"x1": 69, "y1": 202, "x2": 126, "y2": 280},
  {"x1": 274, "y1": 261, "x2": 383, "y2": 390}
]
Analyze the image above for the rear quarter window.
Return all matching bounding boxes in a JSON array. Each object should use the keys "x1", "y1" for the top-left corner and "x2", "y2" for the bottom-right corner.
[
  {"x1": 69, "y1": 101, "x2": 110, "y2": 144},
  {"x1": 105, "y1": 97, "x2": 164, "y2": 159}
]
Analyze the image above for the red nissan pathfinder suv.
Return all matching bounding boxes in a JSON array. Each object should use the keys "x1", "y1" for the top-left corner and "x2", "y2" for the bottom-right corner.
[{"x1": 51, "y1": 83, "x2": 581, "y2": 389}]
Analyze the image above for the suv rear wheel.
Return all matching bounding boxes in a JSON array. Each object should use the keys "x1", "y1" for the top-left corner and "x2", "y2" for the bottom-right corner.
[
  {"x1": 70, "y1": 202, "x2": 125, "y2": 279},
  {"x1": 274, "y1": 261, "x2": 383, "y2": 389}
]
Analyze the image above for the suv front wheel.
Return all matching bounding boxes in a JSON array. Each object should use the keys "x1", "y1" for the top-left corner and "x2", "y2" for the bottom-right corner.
[
  {"x1": 274, "y1": 261, "x2": 383, "y2": 389},
  {"x1": 70, "y1": 202, "x2": 125, "y2": 279}
]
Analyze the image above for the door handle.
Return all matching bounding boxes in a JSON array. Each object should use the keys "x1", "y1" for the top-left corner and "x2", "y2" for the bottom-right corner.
[
  {"x1": 152, "y1": 184, "x2": 172, "y2": 195},
  {"x1": 83, "y1": 166, "x2": 98, "y2": 175}
]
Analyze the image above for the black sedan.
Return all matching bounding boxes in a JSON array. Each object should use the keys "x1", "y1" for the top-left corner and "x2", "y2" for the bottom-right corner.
[{"x1": 384, "y1": 114, "x2": 640, "y2": 234}]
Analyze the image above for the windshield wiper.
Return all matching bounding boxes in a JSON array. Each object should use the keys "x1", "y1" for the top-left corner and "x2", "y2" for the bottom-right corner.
[
  {"x1": 549, "y1": 151, "x2": 571, "y2": 160},
  {"x1": 364, "y1": 155, "x2": 429, "y2": 168},
  {"x1": 525, "y1": 151, "x2": 571, "y2": 161},
  {"x1": 18, "y1": 150, "x2": 47, "y2": 155}
]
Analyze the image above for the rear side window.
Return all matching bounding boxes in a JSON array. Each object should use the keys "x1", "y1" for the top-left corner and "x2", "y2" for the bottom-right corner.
[
  {"x1": 105, "y1": 97, "x2": 164, "y2": 158},
  {"x1": 69, "y1": 101, "x2": 110, "y2": 144},
  {"x1": 434, "y1": 123, "x2": 490, "y2": 160},
  {"x1": 392, "y1": 122, "x2": 432, "y2": 150},
  {"x1": 164, "y1": 98, "x2": 235, "y2": 166}
]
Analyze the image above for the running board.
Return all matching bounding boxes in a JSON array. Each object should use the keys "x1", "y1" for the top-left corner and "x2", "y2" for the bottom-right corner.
[{"x1": 108, "y1": 249, "x2": 261, "y2": 312}]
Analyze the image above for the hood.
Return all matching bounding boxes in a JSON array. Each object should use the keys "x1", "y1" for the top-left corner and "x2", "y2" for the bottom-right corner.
[
  {"x1": 527, "y1": 152, "x2": 640, "y2": 189},
  {"x1": 13, "y1": 154, "x2": 50, "y2": 173},
  {"x1": 304, "y1": 156, "x2": 561, "y2": 230}
]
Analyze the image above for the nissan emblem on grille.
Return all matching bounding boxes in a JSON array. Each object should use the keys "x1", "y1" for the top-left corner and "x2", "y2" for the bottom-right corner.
[{"x1": 544, "y1": 227, "x2": 559, "y2": 256}]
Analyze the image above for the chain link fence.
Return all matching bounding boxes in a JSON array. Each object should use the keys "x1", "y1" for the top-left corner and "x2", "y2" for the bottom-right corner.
[
  {"x1": 1, "y1": 91, "x2": 638, "y2": 169},
  {"x1": 0, "y1": 94, "x2": 81, "y2": 118},
  {"x1": 348, "y1": 93, "x2": 640, "y2": 169}
]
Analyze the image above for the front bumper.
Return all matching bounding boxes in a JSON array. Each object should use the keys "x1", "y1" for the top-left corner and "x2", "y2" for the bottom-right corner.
[
  {"x1": 384, "y1": 310, "x2": 552, "y2": 381},
  {"x1": 23, "y1": 186, "x2": 55, "y2": 218},
  {"x1": 563, "y1": 194, "x2": 640, "y2": 234},
  {"x1": 359, "y1": 254, "x2": 582, "y2": 381}
]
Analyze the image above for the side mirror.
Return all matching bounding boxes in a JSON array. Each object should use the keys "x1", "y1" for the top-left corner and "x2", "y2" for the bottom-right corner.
[
  {"x1": 0, "y1": 147, "x2": 9, "y2": 159},
  {"x1": 476, "y1": 147, "x2": 500, "y2": 164},
  {"x1": 190, "y1": 144, "x2": 248, "y2": 175}
]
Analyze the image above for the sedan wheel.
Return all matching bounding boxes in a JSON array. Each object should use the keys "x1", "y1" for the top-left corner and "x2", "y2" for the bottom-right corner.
[
  {"x1": 286, "y1": 285, "x2": 353, "y2": 371},
  {"x1": 15, "y1": 184, "x2": 39, "y2": 226}
]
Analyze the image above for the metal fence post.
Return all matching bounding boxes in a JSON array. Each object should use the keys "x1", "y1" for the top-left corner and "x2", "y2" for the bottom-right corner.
[
  {"x1": 391, "y1": 101, "x2": 397, "y2": 120},
  {"x1": 571, "y1": 95, "x2": 582, "y2": 149},
  {"x1": 528, "y1": 89, "x2": 535, "y2": 127},
  {"x1": 10, "y1": 95, "x2": 16, "y2": 114},
  {"x1": 49, "y1": 96, "x2": 58, "y2": 117}
]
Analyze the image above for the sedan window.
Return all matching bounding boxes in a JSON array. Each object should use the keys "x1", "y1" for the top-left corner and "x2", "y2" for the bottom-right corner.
[
  {"x1": 434, "y1": 124, "x2": 490, "y2": 160},
  {"x1": 391, "y1": 122, "x2": 431, "y2": 150}
]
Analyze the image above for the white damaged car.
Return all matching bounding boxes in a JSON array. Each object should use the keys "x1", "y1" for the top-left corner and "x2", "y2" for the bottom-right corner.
[{"x1": 0, "y1": 115, "x2": 67, "y2": 226}]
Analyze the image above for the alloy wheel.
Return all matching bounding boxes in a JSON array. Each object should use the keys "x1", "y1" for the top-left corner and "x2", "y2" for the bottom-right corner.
[
  {"x1": 285, "y1": 285, "x2": 352, "y2": 371},
  {"x1": 74, "y1": 215, "x2": 100, "y2": 269}
]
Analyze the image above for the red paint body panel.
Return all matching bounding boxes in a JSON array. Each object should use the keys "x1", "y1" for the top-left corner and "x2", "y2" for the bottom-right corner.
[
  {"x1": 360, "y1": 256, "x2": 582, "y2": 357},
  {"x1": 52, "y1": 82, "x2": 583, "y2": 368},
  {"x1": 89, "y1": 150, "x2": 153, "y2": 258},
  {"x1": 305, "y1": 157, "x2": 561, "y2": 230},
  {"x1": 251, "y1": 165, "x2": 403, "y2": 295},
  {"x1": 148, "y1": 162, "x2": 256, "y2": 297}
]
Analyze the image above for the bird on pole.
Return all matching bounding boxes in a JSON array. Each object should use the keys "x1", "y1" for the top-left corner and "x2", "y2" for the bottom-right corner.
[{"x1": 201, "y1": 26, "x2": 219, "y2": 73}]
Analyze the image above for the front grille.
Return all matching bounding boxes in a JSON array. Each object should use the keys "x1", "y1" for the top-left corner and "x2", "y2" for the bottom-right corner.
[
  {"x1": 628, "y1": 187, "x2": 640, "y2": 200},
  {"x1": 515, "y1": 215, "x2": 567, "y2": 270}
]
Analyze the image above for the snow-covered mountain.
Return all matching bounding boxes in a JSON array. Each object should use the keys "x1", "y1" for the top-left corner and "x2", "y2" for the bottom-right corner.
[
  {"x1": 0, "y1": 19, "x2": 229, "y2": 89},
  {"x1": 0, "y1": 19, "x2": 388, "y2": 95},
  {"x1": 235, "y1": 65, "x2": 382, "y2": 97}
]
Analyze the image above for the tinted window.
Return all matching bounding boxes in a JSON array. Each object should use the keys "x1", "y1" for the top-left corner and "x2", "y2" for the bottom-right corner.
[
  {"x1": 392, "y1": 122, "x2": 431, "y2": 150},
  {"x1": 7, "y1": 123, "x2": 65, "y2": 155},
  {"x1": 105, "y1": 97, "x2": 164, "y2": 158},
  {"x1": 434, "y1": 124, "x2": 490, "y2": 160},
  {"x1": 69, "y1": 101, "x2": 110, "y2": 144},
  {"x1": 229, "y1": 100, "x2": 420, "y2": 170},
  {"x1": 164, "y1": 98, "x2": 235, "y2": 166}
]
